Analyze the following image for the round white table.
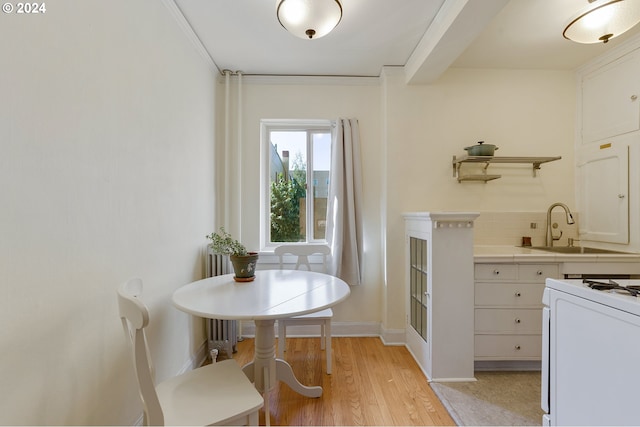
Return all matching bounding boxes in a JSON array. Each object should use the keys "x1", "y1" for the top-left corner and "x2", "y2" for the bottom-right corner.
[{"x1": 172, "y1": 269, "x2": 350, "y2": 424}]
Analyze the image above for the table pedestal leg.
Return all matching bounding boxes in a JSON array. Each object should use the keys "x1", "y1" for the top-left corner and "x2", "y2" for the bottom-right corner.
[
  {"x1": 275, "y1": 359, "x2": 322, "y2": 397},
  {"x1": 241, "y1": 319, "x2": 323, "y2": 424}
]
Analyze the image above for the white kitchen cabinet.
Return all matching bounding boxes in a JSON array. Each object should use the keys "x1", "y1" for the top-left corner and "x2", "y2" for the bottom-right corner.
[
  {"x1": 404, "y1": 212, "x2": 478, "y2": 381},
  {"x1": 577, "y1": 142, "x2": 629, "y2": 244},
  {"x1": 474, "y1": 262, "x2": 559, "y2": 361},
  {"x1": 581, "y1": 49, "x2": 640, "y2": 144}
]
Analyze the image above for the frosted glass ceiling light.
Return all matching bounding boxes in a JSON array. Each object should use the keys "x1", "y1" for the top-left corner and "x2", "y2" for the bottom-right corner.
[
  {"x1": 277, "y1": 0, "x2": 342, "y2": 40},
  {"x1": 563, "y1": 0, "x2": 640, "y2": 44}
]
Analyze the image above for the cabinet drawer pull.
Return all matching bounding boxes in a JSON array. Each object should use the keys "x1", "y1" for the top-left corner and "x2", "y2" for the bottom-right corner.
[
  {"x1": 514, "y1": 318, "x2": 521, "y2": 324},
  {"x1": 632, "y1": 95, "x2": 638, "y2": 101},
  {"x1": 514, "y1": 345, "x2": 521, "y2": 350},
  {"x1": 515, "y1": 291, "x2": 522, "y2": 297},
  {"x1": 493, "y1": 269, "x2": 500, "y2": 275},
  {"x1": 537, "y1": 270, "x2": 543, "y2": 275}
]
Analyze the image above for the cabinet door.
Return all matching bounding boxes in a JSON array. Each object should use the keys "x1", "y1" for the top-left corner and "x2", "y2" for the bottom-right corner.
[
  {"x1": 582, "y1": 50, "x2": 640, "y2": 144},
  {"x1": 409, "y1": 237, "x2": 428, "y2": 342},
  {"x1": 577, "y1": 144, "x2": 629, "y2": 244}
]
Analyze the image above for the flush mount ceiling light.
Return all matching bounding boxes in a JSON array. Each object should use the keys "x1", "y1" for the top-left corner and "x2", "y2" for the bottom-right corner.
[
  {"x1": 277, "y1": 0, "x2": 342, "y2": 40},
  {"x1": 563, "y1": 0, "x2": 640, "y2": 44}
]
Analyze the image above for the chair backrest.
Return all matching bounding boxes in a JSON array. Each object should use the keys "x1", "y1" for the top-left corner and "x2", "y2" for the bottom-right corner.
[
  {"x1": 118, "y1": 278, "x2": 164, "y2": 426},
  {"x1": 274, "y1": 244, "x2": 330, "y2": 273}
]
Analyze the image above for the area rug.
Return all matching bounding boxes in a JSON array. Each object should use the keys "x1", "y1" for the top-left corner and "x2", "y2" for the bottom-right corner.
[{"x1": 429, "y1": 371, "x2": 544, "y2": 426}]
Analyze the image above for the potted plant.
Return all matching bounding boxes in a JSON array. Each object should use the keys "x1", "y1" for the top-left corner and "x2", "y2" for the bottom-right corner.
[{"x1": 206, "y1": 227, "x2": 259, "y2": 282}]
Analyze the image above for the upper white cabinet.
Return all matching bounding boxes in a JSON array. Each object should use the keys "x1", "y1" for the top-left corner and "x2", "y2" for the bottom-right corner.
[
  {"x1": 581, "y1": 49, "x2": 640, "y2": 144},
  {"x1": 577, "y1": 142, "x2": 629, "y2": 244}
]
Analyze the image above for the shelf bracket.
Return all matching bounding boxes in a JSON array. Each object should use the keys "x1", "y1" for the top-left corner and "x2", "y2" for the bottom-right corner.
[{"x1": 532, "y1": 162, "x2": 542, "y2": 177}]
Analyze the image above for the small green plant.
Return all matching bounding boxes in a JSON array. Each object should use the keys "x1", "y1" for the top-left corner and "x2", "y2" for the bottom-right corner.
[
  {"x1": 206, "y1": 227, "x2": 248, "y2": 256},
  {"x1": 270, "y1": 174, "x2": 305, "y2": 242}
]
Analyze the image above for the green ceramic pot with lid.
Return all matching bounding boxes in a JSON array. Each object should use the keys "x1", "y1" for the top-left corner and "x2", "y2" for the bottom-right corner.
[{"x1": 464, "y1": 141, "x2": 498, "y2": 156}]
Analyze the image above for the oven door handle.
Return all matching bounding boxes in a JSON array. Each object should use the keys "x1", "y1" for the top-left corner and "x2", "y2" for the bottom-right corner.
[{"x1": 541, "y1": 305, "x2": 550, "y2": 414}]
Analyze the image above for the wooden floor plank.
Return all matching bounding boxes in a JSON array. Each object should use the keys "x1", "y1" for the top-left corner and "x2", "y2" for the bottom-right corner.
[{"x1": 226, "y1": 336, "x2": 455, "y2": 426}]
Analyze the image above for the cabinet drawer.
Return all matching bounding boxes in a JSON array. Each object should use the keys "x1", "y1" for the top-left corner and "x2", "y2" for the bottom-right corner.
[
  {"x1": 475, "y1": 282, "x2": 544, "y2": 306},
  {"x1": 518, "y1": 264, "x2": 559, "y2": 282},
  {"x1": 474, "y1": 334, "x2": 542, "y2": 359},
  {"x1": 475, "y1": 308, "x2": 542, "y2": 333},
  {"x1": 475, "y1": 264, "x2": 518, "y2": 281}
]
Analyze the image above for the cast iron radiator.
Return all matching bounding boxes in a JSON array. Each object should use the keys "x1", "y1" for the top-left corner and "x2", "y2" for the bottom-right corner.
[{"x1": 205, "y1": 248, "x2": 238, "y2": 357}]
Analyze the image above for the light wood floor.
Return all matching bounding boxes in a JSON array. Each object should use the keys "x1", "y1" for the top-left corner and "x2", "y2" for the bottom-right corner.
[{"x1": 227, "y1": 336, "x2": 454, "y2": 426}]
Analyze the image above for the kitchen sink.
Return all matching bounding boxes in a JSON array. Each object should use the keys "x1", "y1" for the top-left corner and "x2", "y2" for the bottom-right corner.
[{"x1": 526, "y1": 246, "x2": 630, "y2": 254}]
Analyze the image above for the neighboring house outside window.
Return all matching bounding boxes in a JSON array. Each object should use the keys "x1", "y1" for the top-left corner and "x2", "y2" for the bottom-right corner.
[{"x1": 260, "y1": 119, "x2": 332, "y2": 247}]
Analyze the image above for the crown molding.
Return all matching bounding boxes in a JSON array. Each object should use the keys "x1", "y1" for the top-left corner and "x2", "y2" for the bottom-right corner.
[
  {"x1": 161, "y1": 0, "x2": 220, "y2": 73},
  {"x1": 215, "y1": 73, "x2": 381, "y2": 86}
]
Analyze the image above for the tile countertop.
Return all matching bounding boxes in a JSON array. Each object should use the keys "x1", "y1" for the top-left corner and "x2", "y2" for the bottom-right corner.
[{"x1": 473, "y1": 245, "x2": 640, "y2": 264}]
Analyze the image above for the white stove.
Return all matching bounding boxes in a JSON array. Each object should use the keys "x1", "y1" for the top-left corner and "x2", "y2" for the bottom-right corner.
[
  {"x1": 546, "y1": 278, "x2": 640, "y2": 316},
  {"x1": 542, "y1": 278, "x2": 640, "y2": 426}
]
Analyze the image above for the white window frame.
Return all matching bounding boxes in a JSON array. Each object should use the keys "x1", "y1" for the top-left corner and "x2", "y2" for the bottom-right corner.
[{"x1": 260, "y1": 119, "x2": 333, "y2": 250}]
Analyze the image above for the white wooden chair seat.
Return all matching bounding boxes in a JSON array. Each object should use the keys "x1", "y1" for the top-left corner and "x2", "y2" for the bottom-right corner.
[
  {"x1": 118, "y1": 278, "x2": 263, "y2": 426},
  {"x1": 290, "y1": 308, "x2": 333, "y2": 319},
  {"x1": 274, "y1": 244, "x2": 334, "y2": 374},
  {"x1": 156, "y1": 359, "x2": 262, "y2": 426}
]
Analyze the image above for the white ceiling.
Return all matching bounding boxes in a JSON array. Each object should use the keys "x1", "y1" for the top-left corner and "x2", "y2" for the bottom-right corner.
[{"x1": 172, "y1": 0, "x2": 640, "y2": 82}]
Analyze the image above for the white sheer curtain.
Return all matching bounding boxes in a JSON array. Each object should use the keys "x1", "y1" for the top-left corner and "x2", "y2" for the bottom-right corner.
[{"x1": 325, "y1": 118, "x2": 363, "y2": 285}]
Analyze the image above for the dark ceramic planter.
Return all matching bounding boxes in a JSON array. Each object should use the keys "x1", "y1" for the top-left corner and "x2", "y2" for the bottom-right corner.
[{"x1": 230, "y1": 252, "x2": 259, "y2": 282}]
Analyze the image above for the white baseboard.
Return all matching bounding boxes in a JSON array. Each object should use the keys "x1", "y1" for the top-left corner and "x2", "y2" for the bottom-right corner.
[
  {"x1": 379, "y1": 326, "x2": 405, "y2": 346},
  {"x1": 404, "y1": 343, "x2": 431, "y2": 381},
  {"x1": 178, "y1": 340, "x2": 208, "y2": 372},
  {"x1": 475, "y1": 360, "x2": 541, "y2": 371},
  {"x1": 132, "y1": 413, "x2": 144, "y2": 427}
]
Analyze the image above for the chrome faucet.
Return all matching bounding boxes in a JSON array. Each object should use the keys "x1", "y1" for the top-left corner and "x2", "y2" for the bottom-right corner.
[{"x1": 546, "y1": 202, "x2": 575, "y2": 246}]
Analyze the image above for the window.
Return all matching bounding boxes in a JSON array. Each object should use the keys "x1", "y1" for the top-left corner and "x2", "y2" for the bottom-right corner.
[{"x1": 261, "y1": 119, "x2": 332, "y2": 247}]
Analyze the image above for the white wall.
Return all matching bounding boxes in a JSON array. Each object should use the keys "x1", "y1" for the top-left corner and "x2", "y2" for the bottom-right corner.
[
  {"x1": 229, "y1": 77, "x2": 385, "y2": 328},
  {"x1": 382, "y1": 66, "x2": 576, "y2": 330},
  {"x1": 0, "y1": 1, "x2": 217, "y2": 424},
  {"x1": 0, "y1": 2, "x2": 580, "y2": 422},
  {"x1": 228, "y1": 67, "x2": 576, "y2": 339}
]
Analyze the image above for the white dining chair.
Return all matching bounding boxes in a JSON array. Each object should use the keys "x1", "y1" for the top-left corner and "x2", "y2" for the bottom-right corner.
[
  {"x1": 274, "y1": 244, "x2": 334, "y2": 374},
  {"x1": 117, "y1": 278, "x2": 263, "y2": 426}
]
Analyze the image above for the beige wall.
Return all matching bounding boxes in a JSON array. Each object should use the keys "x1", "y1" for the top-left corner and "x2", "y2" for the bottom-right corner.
[
  {"x1": 383, "y1": 68, "x2": 575, "y2": 329},
  {"x1": 226, "y1": 66, "x2": 576, "y2": 337},
  {"x1": 0, "y1": 1, "x2": 217, "y2": 424},
  {"x1": 1, "y1": 2, "x2": 579, "y2": 423},
  {"x1": 227, "y1": 78, "x2": 385, "y2": 325},
  {"x1": 382, "y1": 66, "x2": 576, "y2": 330}
]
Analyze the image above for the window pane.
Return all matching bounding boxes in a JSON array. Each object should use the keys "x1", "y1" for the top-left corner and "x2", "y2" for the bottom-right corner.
[
  {"x1": 263, "y1": 120, "x2": 331, "y2": 247},
  {"x1": 312, "y1": 132, "x2": 331, "y2": 240},
  {"x1": 269, "y1": 131, "x2": 307, "y2": 242}
]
